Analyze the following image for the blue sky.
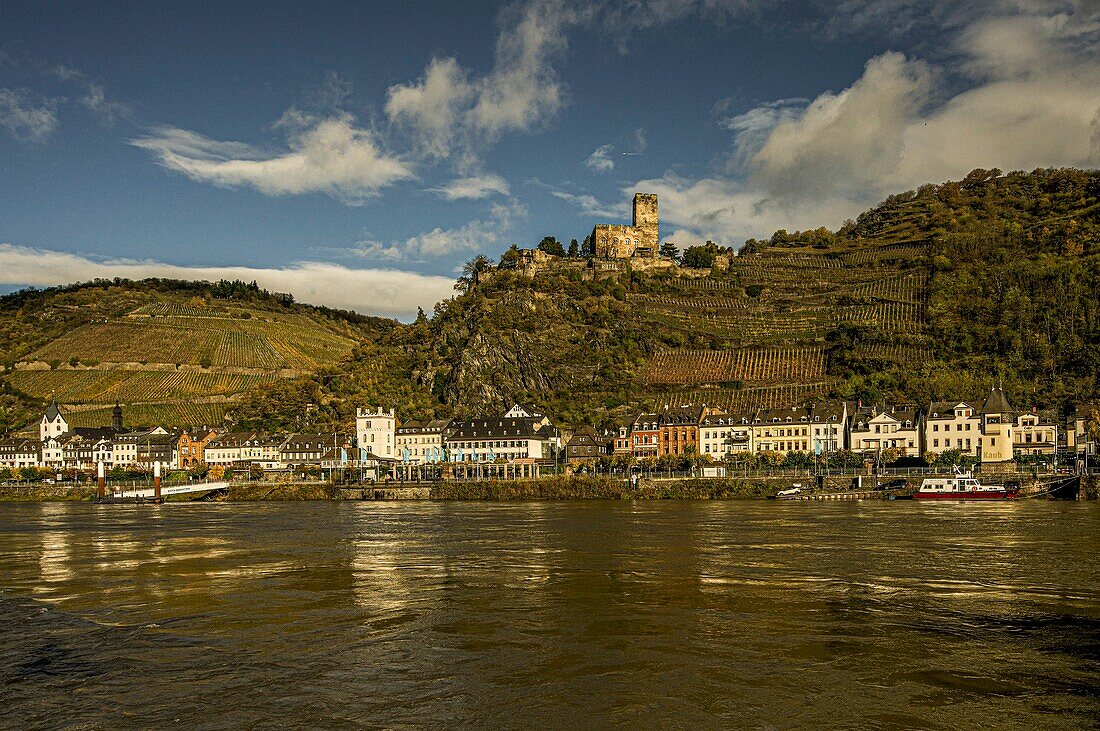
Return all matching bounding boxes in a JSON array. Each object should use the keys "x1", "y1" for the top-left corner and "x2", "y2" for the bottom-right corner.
[{"x1": 1, "y1": 1, "x2": 1098, "y2": 319}]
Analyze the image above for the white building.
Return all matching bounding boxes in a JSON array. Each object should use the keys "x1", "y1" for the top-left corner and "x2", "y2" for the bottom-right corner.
[
  {"x1": 810, "y1": 401, "x2": 850, "y2": 453},
  {"x1": 849, "y1": 405, "x2": 920, "y2": 457},
  {"x1": 445, "y1": 416, "x2": 560, "y2": 463},
  {"x1": 0, "y1": 438, "x2": 41, "y2": 469},
  {"x1": 978, "y1": 388, "x2": 1014, "y2": 464},
  {"x1": 1014, "y1": 411, "x2": 1058, "y2": 456},
  {"x1": 924, "y1": 401, "x2": 980, "y2": 456},
  {"x1": 751, "y1": 405, "x2": 813, "y2": 455},
  {"x1": 395, "y1": 419, "x2": 451, "y2": 464},
  {"x1": 40, "y1": 401, "x2": 69, "y2": 442},
  {"x1": 698, "y1": 411, "x2": 752, "y2": 458},
  {"x1": 356, "y1": 407, "x2": 396, "y2": 459},
  {"x1": 205, "y1": 431, "x2": 284, "y2": 469}
]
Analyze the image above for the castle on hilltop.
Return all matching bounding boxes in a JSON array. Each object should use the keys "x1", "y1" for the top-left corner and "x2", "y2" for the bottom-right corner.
[{"x1": 591, "y1": 193, "x2": 658, "y2": 259}]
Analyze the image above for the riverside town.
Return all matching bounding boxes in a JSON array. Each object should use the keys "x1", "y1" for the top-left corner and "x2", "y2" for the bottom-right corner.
[{"x1": 3, "y1": 390, "x2": 1096, "y2": 494}]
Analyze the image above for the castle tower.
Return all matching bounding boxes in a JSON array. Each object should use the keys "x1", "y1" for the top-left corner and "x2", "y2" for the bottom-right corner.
[
  {"x1": 591, "y1": 192, "x2": 659, "y2": 259},
  {"x1": 632, "y1": 193, "x2": 659, "y2": 255}
]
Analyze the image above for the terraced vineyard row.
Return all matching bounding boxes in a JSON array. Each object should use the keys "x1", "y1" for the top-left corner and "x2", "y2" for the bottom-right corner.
[
  {"x1": 841, "y1": 302, "x2": 926, "y2": 331},
  {"x1": 674, "y1": 381, "x2": 834, "y2": 411},
  {"x1": 6, "y1": 369, "x2": 277, "y2": 403},
  {"x1": 629, "y1": 295, "x2": 757, "y2": 311},
  {"x1": 852, "y1": 343, "x2": 933, "y2": 364},
  {"x1": 639, "y1": 307, "x2": 833, "y2": 341},
  {"x1": 641, "y1": 347, "x2": 827, "y2": 385},
  {"x1": 64, "y1": 402, "x2": 229, "y2": 428},
  {"x1": 129, "y1": 302, "x2": 229, "y2": 318},
  {"x1": 847, "y1": 273, "x2": 927, "y2": 303},
  {"x1": 838, "y1": 242, "x2": 930, "y2": 265}
]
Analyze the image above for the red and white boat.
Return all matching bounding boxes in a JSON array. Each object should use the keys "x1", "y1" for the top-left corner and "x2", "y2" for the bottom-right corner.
[{"x1": 914, "y1": 468, "x2": 1019, "y2": 500}]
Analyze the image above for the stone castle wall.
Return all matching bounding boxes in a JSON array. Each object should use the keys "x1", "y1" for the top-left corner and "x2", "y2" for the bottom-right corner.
[
  {"x1": 593, "y1": 224, "x2": 643, "y2": 258},
  {"x1": 592, "y1": 193, "x2": 659, "y2": 259}
]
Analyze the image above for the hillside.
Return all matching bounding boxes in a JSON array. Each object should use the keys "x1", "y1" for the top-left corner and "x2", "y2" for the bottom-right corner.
[
  {"x1": 283, "y1": 166, "x2": 1098, "y2": 432},
  {"x1": 2, "y1": 167, "x2": 1097, "y2": 436},
  {"x1": 0, "y1": 279, "x2": 393, "y2": 432}
]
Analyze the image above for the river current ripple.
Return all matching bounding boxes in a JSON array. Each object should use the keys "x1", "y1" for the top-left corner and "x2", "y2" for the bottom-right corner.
[{"x1": 2, "y1": 501, "x2": 1099, "y2": 729}]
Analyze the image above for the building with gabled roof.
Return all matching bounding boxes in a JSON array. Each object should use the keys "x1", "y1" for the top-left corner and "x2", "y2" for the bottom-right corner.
[
  {"x1": 809, "y1": 400, "x2": 850, "y2": 453},
  {"x1": 630, "y1": 412, "x2": 661, "y2": 458},
  {"x1": 924, "y1": 400, "x2": 980, "y2": 457},
  {"x1": 660, "y1": 404, "x2": 705, "y2": 456},
  {"x1": 751, "y1": 405, "x2": 814, "y2": 455},
  {"x1": 0, "y1": 438, "x2": 41, "y2": 469},
  {"x1": 1013, "y1": 409, "x2": 1058, "y2": 457},
  {"x1": 850, "y1": 404, "x2": 919, "y2": 457},
  {"x1": 445, "y1": 415, "x2": 560, "y2": 462},
  {"x1": 395, "y1": 419, "x2": 451, "y2": 464},
  {"x1": 698, "y1": 410, "x2": 753, "y2": 458},
  {"x1": 40, "y1": 400, "x2": 68, "y2": 442}
]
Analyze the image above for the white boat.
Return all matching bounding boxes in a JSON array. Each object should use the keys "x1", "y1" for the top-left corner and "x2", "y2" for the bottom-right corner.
[{"x1": 915, "y1": 467, "x2": 1018, "y2": 500}]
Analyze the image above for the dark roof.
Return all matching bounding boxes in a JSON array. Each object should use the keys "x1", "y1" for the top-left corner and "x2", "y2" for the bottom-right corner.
[
  {"x1": 448, "y1": 417, "x2": 555, "y2": 440},
  {"x1": 632, "y1": 412, "x2": 661, "y2": 430},
  {"x1": 980, "y1": 388, "x2": 1013, "y2": 415},
  {"x1": 55, "y1": 427, "x2": 117, "y2": 443},
  {"x1": 281, "y1": 433, "x2": 333, "y2": 450},
  {"x1": 699, "y1": 411, "x2": 752, "y2": 426},
  {"x1": 662, "y1": 404, "x2": 703, "y2": 425},
  {"x1": 0, "y1": 438, "x2": 40, "y2": 450},
  {"x1": 396, "y1": 419, "x2": 451, "y2": 434},
  {"x1": 810, "y1": 401, "x2": 848, "y2": 421},
  {"x1": 44, "y1": 401, "x2": 64, "y2": 422},
  {"x1": 753, "y1": 405, "x2": 812, "y2": 423},
  {"x1": 851, "y1": 404, "x2": 918, "y2": 426}
]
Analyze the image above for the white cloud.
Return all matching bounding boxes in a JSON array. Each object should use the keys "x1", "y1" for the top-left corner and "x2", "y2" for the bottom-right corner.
[
  {"x1": 627, "y1": 2, "x2": 1100, "y2": 246},
  {"x1": 354, "y1": 202, "x2": 521, "y2": 262},
  {"x1": 429, "y1": 173, "x2": 510, "y2": 200},
  {"x1": 131, "y1": 112, "x2": 414, "y2": 204},
  {"x1": 80, "y1": 82, "x2": 131, "y2": 125},
  {"x1": 385, "y1": 57, "x2": 474, "y2": 159},
  {"x1": 0, "y1": 88, "x2": 58, "y2": 141},
  {"x1": 0, "y1": 243, "x2": 453, "y2": 321},
  {"x1": 751, "y1": 51, "x2": 935, "y2": 201},
  {"x1": 353, "y1": 202, "x2": 522, "y2": 262},
  {"x1": 51, "y1": 65, "x2": 131, "y2": 125},
  {"x1": 386, "y1": 0, "x2": 576, "y2": 162},
  {"x1": 550, "y1": 190, "x2": 623, "y2": 218},
  {"x1": 470, "y1": 0, "x2": 573, "y2": 137},
  {"x1": 718, "y1": 97, "x2": 807, "y2": 172},
  {"x1": 585, "y1": 144, "x2": 615, "y2": 173}
]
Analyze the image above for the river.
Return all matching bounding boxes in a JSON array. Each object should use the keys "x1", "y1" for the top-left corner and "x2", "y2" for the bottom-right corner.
[{"x1": 2, "y1": 501, "x2": 1098, "y2": 729}]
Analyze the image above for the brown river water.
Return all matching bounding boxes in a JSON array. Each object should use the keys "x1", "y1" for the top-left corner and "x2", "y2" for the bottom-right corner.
[{"x1": 2, "y1": 501, "x2": 1099, "y2": 730}]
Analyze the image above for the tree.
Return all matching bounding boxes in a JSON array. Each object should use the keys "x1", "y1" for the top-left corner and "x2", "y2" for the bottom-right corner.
[
  {"x1": 538, "y1": 237, "x2": 566, "y2": 257},
  {"x1": 568, "y1": 239, "x2": 579, "y2": 257},
  {"x1": 499, "y1": 244, "x2": 521, "y2": 268},
  {"x1": 681, "y1": 245, "x2": 716, "y2": 269},
  {"x1": 582, "y1": 235, "x2": 594, "y2": 257},
  {"x1": 455, "y1": 254, "x2": 494, "y2": 292},
  {"x1": 659, "y1": 242, "x2": 680, "y2": 261}
]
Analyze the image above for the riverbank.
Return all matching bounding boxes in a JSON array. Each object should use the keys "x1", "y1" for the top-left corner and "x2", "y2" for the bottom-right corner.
[{"x1": 2, "y1": 474, "x2": 1094, "y2": 501}]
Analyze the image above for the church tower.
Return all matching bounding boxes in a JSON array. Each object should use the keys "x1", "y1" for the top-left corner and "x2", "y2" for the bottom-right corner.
[{"x1": 112, "y1": 401, "x2": 124, "y2": 431}]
